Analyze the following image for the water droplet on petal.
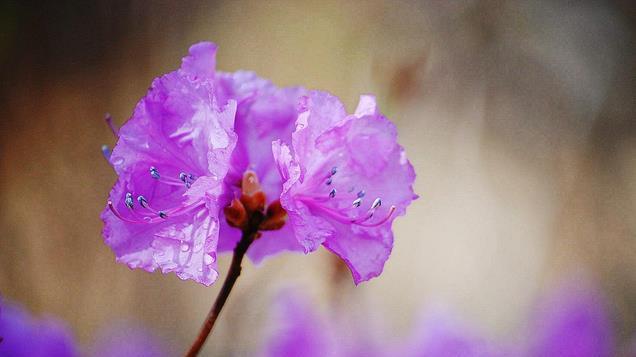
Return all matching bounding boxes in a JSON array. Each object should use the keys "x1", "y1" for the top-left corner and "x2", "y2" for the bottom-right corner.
[
  {"x1": 180, "y1": 243, "x2": 190, "y2": 252},
  {"x1": 203, "y1": 254, "x2": 214, "y2": 265}
]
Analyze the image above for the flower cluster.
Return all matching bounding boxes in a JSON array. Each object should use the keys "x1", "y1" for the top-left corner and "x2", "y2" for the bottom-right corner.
[
  {"x1": 101, "y1": 42, "x2": 417, "y2": 286},
  {"x1": 0, "y1": 300, "x2": 166, "y2": 357},
  {"x1": 0, "y1": 301, "x2": 77, "y2": 357},
  {"x1": 262, "y1": 280, "x2": 616, "y2": 357},
  {"x1": 0, "y1": 279, "x2": 622, "y2": 357}
]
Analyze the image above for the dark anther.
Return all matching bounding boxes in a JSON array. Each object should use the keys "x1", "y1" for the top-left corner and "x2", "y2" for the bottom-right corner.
[
  {"x1": 137, "y1": 195, "x2": 148, "y2": 207},
  {"x1": 371, "y1": 198, "x2": 382, "y2": 209},
  {"x1": 125, "y1": 192, "x2": 134, "y2": 209},
  {"x1": 150, "y1": 167, "x2": 160, "y2": 179}
]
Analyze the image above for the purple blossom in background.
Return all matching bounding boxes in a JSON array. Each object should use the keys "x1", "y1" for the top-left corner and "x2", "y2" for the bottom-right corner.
[
  {"x1": 528, "y1": 279, "x2": 614, "y2": 357},
  {"x1": 90, "y1": 321, "x2": 168, "y2": 357},
  {"x1": 0, "y1": 301, "x2": 77, "y2": 357},
  {"x1": 263, "y1": 292, "x2": 333, "y2": 357},
  {"x1": 397, "y1": 308, "x2": 507, "y2": 357},
  {"x1": 262, "y1": 291, "x2": 384, "y2": 357},
  {"x1": 274, "y1": 92, "x2": 417, "y2": 283},
  {"x1": 102, "y1": 42, "x2": 415, "y2": 285},
  {"x1": 262, "y1": 291, "x2": 500, "y2": 357},
  {"x1": 0, "y1": 299, "x2": 167, "y2": 357}
]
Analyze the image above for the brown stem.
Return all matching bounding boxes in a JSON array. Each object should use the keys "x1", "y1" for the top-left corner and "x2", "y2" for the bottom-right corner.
[{"x1": 184, "y1": 228, "x2": 257, "y2": 357}]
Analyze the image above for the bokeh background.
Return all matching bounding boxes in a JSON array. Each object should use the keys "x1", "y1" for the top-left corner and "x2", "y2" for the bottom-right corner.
[{"x1": 1, "y1": 0, "x2": 635, "y2": 355}]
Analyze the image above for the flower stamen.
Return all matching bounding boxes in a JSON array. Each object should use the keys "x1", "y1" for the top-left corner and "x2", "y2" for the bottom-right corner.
[
  {"x1": 148, "y1": 166, "x2": 197, "y2": 188},
  {"x1": 109, "y1": 197, "x2": 205, "y2": 224},
  {"x1": 104, "y1": 113, "x2": 118, "y2": 137},
  {"x1": 101, "y1": 145, "x2": 111, "y2": 160}
]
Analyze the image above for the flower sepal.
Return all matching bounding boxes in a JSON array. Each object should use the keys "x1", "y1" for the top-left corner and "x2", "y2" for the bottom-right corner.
[{"x1": 224, "y1": 171, "x2": 288, "y2": 236}]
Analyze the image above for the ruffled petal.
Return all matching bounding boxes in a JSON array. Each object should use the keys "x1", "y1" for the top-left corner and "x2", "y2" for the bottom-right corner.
[
  {"x1": 290, "y1": 91, "x2": 347, "y2": 175},
  {"x1": 276, "y1": 93, "x2": 417, "y2": 283},
  {"x1": 101, "y1": 177, "x2": 222, "y2": 286},
  {"x1": 273, "y1": 140, "x2": 333, "y2": 252},
  {"x1": 102, "y1": 42, "x2": 236, "y2": 285},
  {"x1": 323, "y1": 224, "x2": 393, "y2": 285},
  {"x1": 216, "y1": 71, "x2": 306, "y2": 200},
  {"x1": 247, "y1": 224, "x2": 305, "y2": 264},
  {"x1": 213, "y1": 72, "x2": 307, "y2": 261},
  {"x1": 180, "y1": 42, "x2": 217, "y2": 81}
]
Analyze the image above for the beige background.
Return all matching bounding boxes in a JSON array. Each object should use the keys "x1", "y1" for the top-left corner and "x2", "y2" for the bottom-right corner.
[{"x1": 1, "y1": 0, "x2": 635, "y2": 355}]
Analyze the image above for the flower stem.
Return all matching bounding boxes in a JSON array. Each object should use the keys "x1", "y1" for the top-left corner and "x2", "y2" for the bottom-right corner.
[{"x1": 184, "y1": 228, "x2": 257, "y2": 357}]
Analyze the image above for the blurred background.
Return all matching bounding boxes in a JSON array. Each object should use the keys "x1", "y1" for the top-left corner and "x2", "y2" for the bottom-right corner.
[{"x1": 0, "y1": 0, "x2": 635, "y2": 355}]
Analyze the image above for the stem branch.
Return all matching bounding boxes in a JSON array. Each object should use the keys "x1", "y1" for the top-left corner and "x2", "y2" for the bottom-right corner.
[{"x1": 184, "y1": 229, "x2": 256, "y2": 357}]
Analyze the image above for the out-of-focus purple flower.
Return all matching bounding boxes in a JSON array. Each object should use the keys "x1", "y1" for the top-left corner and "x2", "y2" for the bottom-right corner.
[
  {"x1": 273, "y1": 92, "x2": 417, "y2": 284},
  {"x1": 528, "y1": 279, "x2": 614, "y2": 357},
  {"x1": 263, "y1": 292, "x2": 332, "y2": 357},
  {"x1": 101, "y1": 42, "x2": 237, "y2": 286},
  {"x1": 262, "y1": 291, "x2": 384, "y2": 357},
  {"x1": 0, "y1": 299, "x2": 169, "y2": 357},
  {"x1": 90, "y1": 321, "x2": 168, "y2": 357},
  {"x1": 398, "y1": 308, "x2": 507, "y2": 357},
  {"x1": 262, "y1": 291, "x2": 503, "y2": 357},
  {"x1": 0, "y1": 301, "x2": 77, "y2": 357}
]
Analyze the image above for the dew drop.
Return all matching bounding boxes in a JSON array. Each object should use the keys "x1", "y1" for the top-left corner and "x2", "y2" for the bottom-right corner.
[
  {"x1": 180, "y1": 243, "x2": 190, "y2": 252},
  {"x1": 203, "y1": 254, "x2": 214, "y2": 265}
]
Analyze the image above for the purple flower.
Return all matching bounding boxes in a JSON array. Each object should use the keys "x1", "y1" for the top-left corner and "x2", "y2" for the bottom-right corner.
[
  {"x1": 0, "y1": 302, "x2": 77, "y2": 357},
  {"x1": 263, "y1": 292, "x2": 332, "y2": 357},
  {"x1": 90, "y1": 321, "x2": 168, "y2": 357},
  {"x1": 101, "y1": 42, "x2": 237, "y2": 285},
  {"x1": 262, "y1": 291, "x2": 383, "y2": 357},
  {"x1": 262, "y1": 291, "x2": 503, "y2": 357},
  {"x1": 528, "y1": 279, "x2": 614, "y2": 357},
  {"x1": 102, "y1": 42, "x2": 415, "y2": 286},
  {"x1": 273, "y1": 92, "x2": 417, "y2": 284},
  {"x1": 398, "y1": 308, "x2": 506, "y2": 357},
  {"x1": 102, "y1": 42, "x2": 310, "y2": 285}
]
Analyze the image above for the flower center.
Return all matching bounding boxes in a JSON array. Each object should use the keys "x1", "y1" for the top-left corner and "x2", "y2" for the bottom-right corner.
[
  {"x1": 299, "y1": 166, "x2": 396, "y2": 227},
  {"x1": 224, "y1": 171, "x2": 287, "y2": 233},
  {"x1": 108, "y1": 166, "x2": 204, "y2": 224}
]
